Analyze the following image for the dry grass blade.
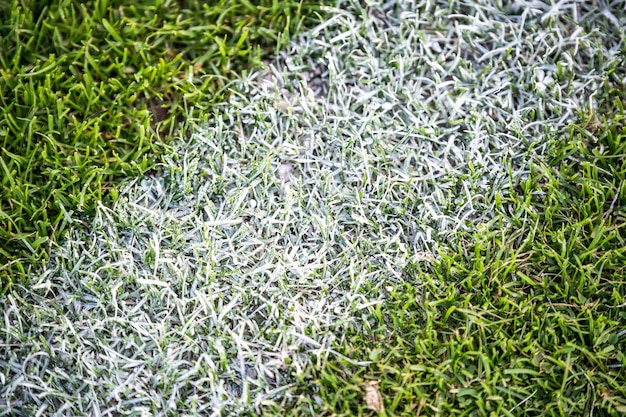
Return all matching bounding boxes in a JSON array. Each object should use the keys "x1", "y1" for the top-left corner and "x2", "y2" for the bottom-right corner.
[{"x1": 364, "y1": 380, "x2": 384, "y2": 412}]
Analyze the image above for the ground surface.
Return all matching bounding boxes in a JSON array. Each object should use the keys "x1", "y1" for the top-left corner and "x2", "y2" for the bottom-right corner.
[
  {"x1": 2, "y1": 1, "x2": 626, "y2": 416},
  {"x1": 0, "y1": 0, "x2": 323, "y2": 285}
]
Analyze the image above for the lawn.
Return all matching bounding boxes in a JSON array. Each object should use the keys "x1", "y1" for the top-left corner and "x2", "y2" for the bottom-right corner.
[
  {"x1": 0, "y1": 0, "x2": 325, "y2": 289},
  {"x1": 1, "y1": 0, "x2": 625, "y2": 416}
]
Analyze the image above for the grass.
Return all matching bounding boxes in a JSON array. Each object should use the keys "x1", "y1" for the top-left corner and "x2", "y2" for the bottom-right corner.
[
  {"x1": 304, "y1": 102, "x2": 626, "y2": 416},
  {"x1": 1, "y1": 0, "x2": 625, "y2": 415},
  {"x1": 0, "y1": 0, "x2": 325, "y2": 290}
]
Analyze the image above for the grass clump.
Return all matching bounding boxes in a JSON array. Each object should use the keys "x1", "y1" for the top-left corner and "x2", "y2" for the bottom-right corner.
[{"x1": 0, "y1": 0, "x2": 324, "y2": 290}]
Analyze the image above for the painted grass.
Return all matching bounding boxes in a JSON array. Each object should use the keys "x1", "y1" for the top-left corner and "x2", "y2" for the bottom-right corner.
[
  {"x1": 306, "y1": 104, "x2": 626, "y2": 416},
  {"x1": 0, "y1": 0, "x2": 325, "y2": 290},
  {"x1": 1, "y1": 0, "x2": 625, "y2": 415}
]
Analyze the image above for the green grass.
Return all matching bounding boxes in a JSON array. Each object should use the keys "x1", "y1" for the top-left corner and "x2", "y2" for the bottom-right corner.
[
  {"x1": 301, "y1": 101, "x2": 626, "y2": 416},
  {"x1": 1, "y1": 1, "x2": 625, "y2": 415},
  {"x1": 0, "y1": 0, "x2": 325, "y2": 290}
]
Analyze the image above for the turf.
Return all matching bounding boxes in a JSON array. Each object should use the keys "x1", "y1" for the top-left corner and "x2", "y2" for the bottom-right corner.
[
  {"x1": 0, "y1": 0, "x2": 325, "y2": 290},
  {"x1": 307, "y1": 104, "x2": 626, "y2": 416},
  {"x1": 1, "y1": 0, "x2": 625, "y2": 416}
]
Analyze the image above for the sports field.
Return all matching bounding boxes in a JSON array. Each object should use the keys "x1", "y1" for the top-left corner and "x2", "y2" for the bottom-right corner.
[{"x1": 1, "y1": 1, "x2": 625, "y2": 415}]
